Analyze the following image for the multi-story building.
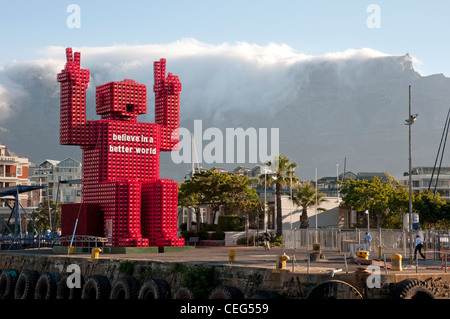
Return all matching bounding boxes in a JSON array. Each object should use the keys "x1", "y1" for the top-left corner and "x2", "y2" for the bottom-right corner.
[
  {"x1": 398, "y1": 166, "x2": 450, "y2": 201},
  {"x1": 30, "y1": 157, "x2": 82, "y2": 204},
  {"x1": 0, "y1": 144, "x2": 33, "y2": 207},
  {"x1": 0, "y1": 144, "x2": 37, "y2": 234}
]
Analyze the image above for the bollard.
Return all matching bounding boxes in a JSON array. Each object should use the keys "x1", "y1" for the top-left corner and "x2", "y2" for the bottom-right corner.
[
  {"x1": 356, "y1": 250, "x2": 369, "y2": 261},
  {"x1": 391, "y1": 254, "x2": 402, "y2": 271},
  {"x1": 229, "y1": 250, "x2": 236, "y2": 263},
  {"x1": 312, "y1": 243, "x2": 321, "y2": 254},
  {"x1": 91, "y1": 248, "x2": 102, "y2": 259},
  {"x1": 311, "y1": 243, "x2": 321, "y2": 261},
  {"x1": 277, "y1": 253, "x2": 290, "y2": 270}
]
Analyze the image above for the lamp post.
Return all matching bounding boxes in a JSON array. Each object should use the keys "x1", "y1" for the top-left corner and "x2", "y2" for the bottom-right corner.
[
  {"x1": 365, "y1": 210, "x2": 370, "y2": 233},
  {"x1": 405, "y1": 85, "x2": 418, "y2": 262}
]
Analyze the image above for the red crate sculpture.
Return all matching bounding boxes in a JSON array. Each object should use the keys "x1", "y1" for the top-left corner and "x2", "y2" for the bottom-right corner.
[{"x1": 57, "y1": 48, "x2": 184, "y2": 247}]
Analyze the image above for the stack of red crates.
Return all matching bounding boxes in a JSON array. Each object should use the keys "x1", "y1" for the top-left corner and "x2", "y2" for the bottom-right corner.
[
  {"x1": 57, "y1": 49, "x2": 90, "y2": 146},
  {"x1": 154, "y1": 59, "x2": 181, "y2": 152},
  {"x1": 58, "y1": 49, "x2": 185, "y2": 248},
  {"x1": 60, "y1": 203, "x2": 103, "y2": 246},
  {"x1": 142, "y1": 179, "x2": 184, "y2": 247}
]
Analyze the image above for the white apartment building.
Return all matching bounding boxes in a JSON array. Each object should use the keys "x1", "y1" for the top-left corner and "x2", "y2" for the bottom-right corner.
[
  {"x1": 30, "y1": 157, "x2": 82, "y2": 204},
  {"x1": 398, "y1": 166, "x2": 450, "y2": 201}
]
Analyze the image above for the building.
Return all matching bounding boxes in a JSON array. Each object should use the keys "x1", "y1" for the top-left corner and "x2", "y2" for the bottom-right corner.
[
  {"x1": 29, "y1": 157, "x2": 82, "y2": 204},
  {"x1": 398, "y1": 166, "x2": 450, "y2": 201},
  {"x1": 0, "y1": 144, "x2": 34, "y2": 206},
  {"x1": 281, "y1": 195, "x2": 342, "y2": 230},
  {"x1": 0, "y1": 144, "x2": 37, "y2": 232},
  {"x1": 0, "y1": 144, "x2": 31, "y2": 188}
]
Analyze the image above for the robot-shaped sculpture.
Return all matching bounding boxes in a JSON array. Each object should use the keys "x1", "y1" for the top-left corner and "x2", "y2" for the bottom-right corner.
[{"x1": 57, "y1": 48, "x2": 184, "y2": 247}]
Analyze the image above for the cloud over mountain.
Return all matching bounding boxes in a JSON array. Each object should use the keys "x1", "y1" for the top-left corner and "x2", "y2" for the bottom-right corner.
[{"x1": 0, "y1": 39, "x2": 448, "y2": 181}]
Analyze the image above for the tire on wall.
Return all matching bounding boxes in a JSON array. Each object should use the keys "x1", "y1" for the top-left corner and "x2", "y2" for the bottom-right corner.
[
  {"x1": 306, "y1": 280, "x2": 363, "y2": 299},
  {"x1": 0, "y1": 269, "x2": 19, "y2": 299},
  {"x1": 14, "y1": 270, "x2": 40, "y2": 299},
  {"x1": 138, "y1": 279, "x2": 171, "y2": 300},
  {"x1": 34, "y1": 272, "x2": 61, "y2": 299},
  {"x1": 173, "y1": 286, "x2": 193, "y2": 299},
  {"x1": 110, "y1": 276, "x2": 139, "y2": 299},
  {"x1": 81, "y1": 274, "x2": 111, "y2": 300},
  {"x1": 56, "y1": 272, "x2": 84, "y2": 299},
  {"x1": 208, "y1": 285, "x2": 244, "y2": 299},
  {"x1": 390, "y1": 279, "x2": 436, "y2": 299}
]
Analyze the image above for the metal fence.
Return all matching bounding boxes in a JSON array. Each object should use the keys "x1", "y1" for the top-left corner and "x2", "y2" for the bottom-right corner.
[
  {"x1": 282, "y1": 228, "x2": 450, "y2": 259},
  {"x1": 0, "y1": 235, "x2": 55, "y2": 250}
]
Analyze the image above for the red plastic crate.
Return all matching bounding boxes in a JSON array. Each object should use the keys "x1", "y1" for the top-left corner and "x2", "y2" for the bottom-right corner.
[{"x1": 57, "y1": 48, "x2": 184, "y2": 247}]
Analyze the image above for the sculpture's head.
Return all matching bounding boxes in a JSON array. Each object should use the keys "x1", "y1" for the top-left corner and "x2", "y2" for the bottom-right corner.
[{"x1": 96, "y1": 79, "x2": 147, "y2": 120}]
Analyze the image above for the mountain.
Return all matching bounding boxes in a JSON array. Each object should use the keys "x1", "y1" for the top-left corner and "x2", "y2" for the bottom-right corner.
[{"x1": 0, "y1": 42, "x2": 449, "y2": 181}]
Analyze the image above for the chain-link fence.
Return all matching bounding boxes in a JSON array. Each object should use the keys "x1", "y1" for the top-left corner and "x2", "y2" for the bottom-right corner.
[{"x1": 283, "y1": 228, "x2": 450, "y2": 260}]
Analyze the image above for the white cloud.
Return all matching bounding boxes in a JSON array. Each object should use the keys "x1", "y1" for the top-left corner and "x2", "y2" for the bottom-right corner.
[{"x1": 0, "y1": 39, "x2": 441, "y2": 180}]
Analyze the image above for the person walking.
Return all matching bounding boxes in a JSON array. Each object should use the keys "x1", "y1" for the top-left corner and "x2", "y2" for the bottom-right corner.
[
  {"x1": 414, "y1": 234, "x2": 426, "y2": 260},
  {"x1": 363, "y1": 232, "x2": 372, "y2": 245},
  {"x1": 363, "y1": 232, "x2": 372, "y2": 257},
  {"x1": 263, "y1": 230, "x2": 271, "y2": 250}
]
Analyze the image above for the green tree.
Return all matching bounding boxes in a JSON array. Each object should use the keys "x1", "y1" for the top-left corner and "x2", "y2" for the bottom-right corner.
[
  {"x1": 413, "y1": 190, "x2": 448, "y2": 229},
  {"x1": 339, "y1": 174, "x2": 409, "y2": 228},
  {"x1": 262, "y1": 154, "x2": 298, "y2": 236},
  {"x1": 178, "y1": 181, "x2": 203, "y2": 230},
  {"x1": 32, "y1": 199, "x2": 61, "y2": 234},
  {"x1": 291, "y1": 182, "x2": 327, "y2": 228},
  {"x1": 178, "y1": 170, "x2": 262, "y2": 227}
]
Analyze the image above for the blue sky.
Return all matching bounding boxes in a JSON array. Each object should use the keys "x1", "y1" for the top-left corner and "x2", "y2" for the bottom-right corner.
[{"x1": 1, "y1": 0, "x2": 450, "y2": 76}]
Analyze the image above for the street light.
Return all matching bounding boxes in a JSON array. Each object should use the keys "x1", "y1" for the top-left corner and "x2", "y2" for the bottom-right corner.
[
  {"x1": 405, "y1": 85, "x2": 418, "y2": 262},
  {"x1": 365, "y1": 210, "x2": 370, "y2": 233}
]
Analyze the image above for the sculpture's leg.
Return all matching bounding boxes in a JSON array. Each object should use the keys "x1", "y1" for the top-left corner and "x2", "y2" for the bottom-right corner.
[
  {"x1": 100, "y1": 180, "x2": 149, "y2": 247},
  {"x1": 141, "y1": 179, "x2": 184, "y2": 247}
]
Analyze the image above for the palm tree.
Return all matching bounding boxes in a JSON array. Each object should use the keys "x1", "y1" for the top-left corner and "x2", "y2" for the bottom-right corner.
[
  {"x1": 291, "y1": 182, "x2": 327, "y2": 228},
  {"x1": 262, "y1": 154, "x2": 298, "y2": 236}
]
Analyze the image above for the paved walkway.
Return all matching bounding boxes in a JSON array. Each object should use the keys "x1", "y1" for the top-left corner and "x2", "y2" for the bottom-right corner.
[{"x1": 2, "y1": 245, "x2": 448, "y2": 274}]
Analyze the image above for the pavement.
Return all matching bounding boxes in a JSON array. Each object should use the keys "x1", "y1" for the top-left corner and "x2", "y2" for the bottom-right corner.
[{"x1": 1, "y1": 245, "x2": 448, "y2": 274}]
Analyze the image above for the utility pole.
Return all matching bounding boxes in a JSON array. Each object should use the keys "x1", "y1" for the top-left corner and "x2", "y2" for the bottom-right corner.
[{"x1": 405, "y1": 85, "x2": 418, "y2": 262}]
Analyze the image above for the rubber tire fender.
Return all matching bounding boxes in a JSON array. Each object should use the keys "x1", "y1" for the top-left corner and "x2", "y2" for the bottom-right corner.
[
  {"x1": 208, "y1": 285, "x2": 244, "y2": 299},
  {"x1": 138, "y1": 278, "x2": 171, "y2": 299},
  {"x1": 306, "y1": 280, "x2": 363, "y2": 299},
  {"x1": 14, "y1": 270, "x2": 39, "y2": 299},
  {"x1": 0, "y1": 269, "x2": 18, "y2": 299},
  {"x1": 390, "y1": 279, "x2": 436, "y2": 299},
  {"x1": 56, "y1": 272, "x2": 84, "y2": 299},
  {"x1": 81, "y1": 274, "x2": 111, "y2": 299},
  {"x1": 110, "y1": 276, "x2": 139, "y2": 299},
  {"x1": 173, "y1": 286, "x2": 193, "y2": 299},
  {"x1": 34, "y1": 272, "x2": 61, "y2": 299}
]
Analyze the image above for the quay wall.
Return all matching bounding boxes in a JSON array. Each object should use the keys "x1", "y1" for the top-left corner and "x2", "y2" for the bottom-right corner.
[{"x1": 1, "y1": 252, "x2": 450, "y2": 299}]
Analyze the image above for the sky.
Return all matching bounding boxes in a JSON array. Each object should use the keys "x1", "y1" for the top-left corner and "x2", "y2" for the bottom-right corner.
[
  {"x1": 1, "y1": 0, "x2": 450, "y2": 76},
  {"x1": 1, "y1": 0, "x2": 450, "y2": 181}
]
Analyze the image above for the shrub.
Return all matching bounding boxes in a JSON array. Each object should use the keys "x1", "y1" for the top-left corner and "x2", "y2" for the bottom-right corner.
[
  {"x1": 181, "y1": 265, "x2": 219, "y2": 299},
  {"x1": 218, "y1": 215, "x2": 245, "y2": 231}
]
